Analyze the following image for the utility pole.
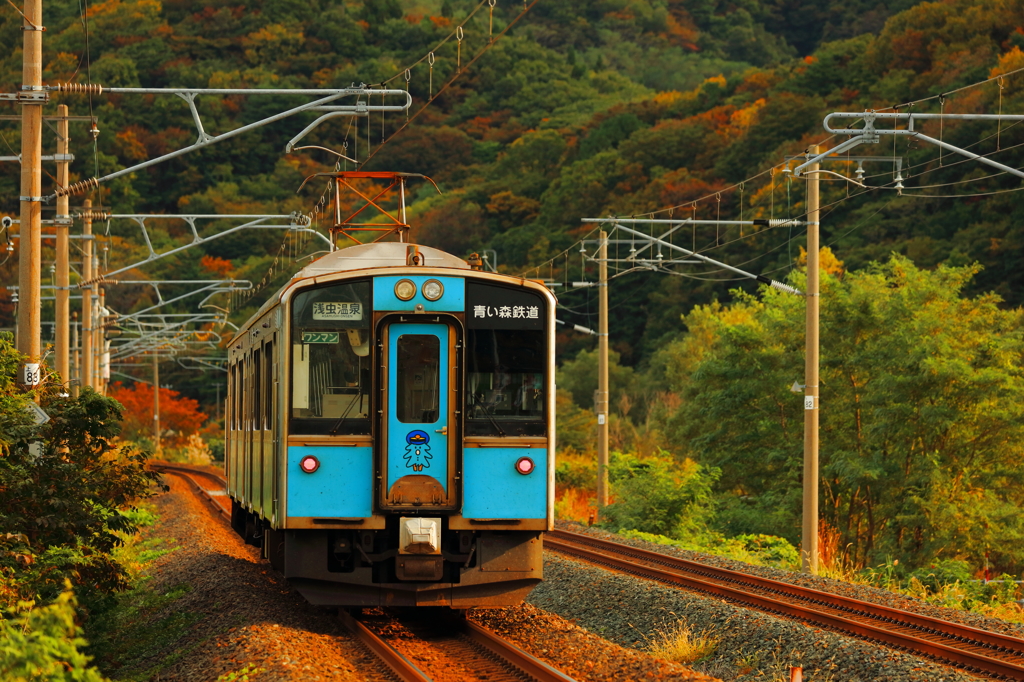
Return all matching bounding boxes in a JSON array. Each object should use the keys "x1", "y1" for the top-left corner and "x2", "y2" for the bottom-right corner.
[
  {"x1": 596, "y1": 230, "x2": 609, "y2": 508},
  {"x1": 17, "y1": 0, "x2": 43, "y2": 386},
  {"x1": 802, "y1": 146, "x2": 821, "y2": 575},
  {"x1": 152, "y1": 354, "x2": 160, "y2": 453},
  {"x1": 98, "y1": 286, "x2": 107, "y2": 394},
  {"x1": 71, "y1": 311, "x2": 79, "y2": 397},
  {"x1": 81, "y1": 199, "x2": 93, "y2": 390},
  {"x1": 55, "y1": 104, "x2": 70, "y2": 387}
]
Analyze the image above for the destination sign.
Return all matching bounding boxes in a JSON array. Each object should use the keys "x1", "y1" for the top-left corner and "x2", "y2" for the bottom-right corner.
[
  {"x1": 301, "y1": 332, "x2": 340, "y2": 344},
  {"x1": 312, "y1": 302, "x2": 362, "y2": 320}
]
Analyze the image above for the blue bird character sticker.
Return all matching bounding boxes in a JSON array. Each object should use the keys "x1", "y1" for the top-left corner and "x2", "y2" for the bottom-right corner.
[{"x1": 404, "y1": 430, "x2": 432, "y2": 472}]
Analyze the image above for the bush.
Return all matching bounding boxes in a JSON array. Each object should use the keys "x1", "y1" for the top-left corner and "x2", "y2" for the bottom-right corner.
[
  {"x1": 0, "y1": 587, "x2": 108, "y2": 681},
  {"x1": 600, "y1": 452, "x2": 719, "y2": 541},
  {"x1": 0, "y1": 334, "x2": 164, "y2": 613}
]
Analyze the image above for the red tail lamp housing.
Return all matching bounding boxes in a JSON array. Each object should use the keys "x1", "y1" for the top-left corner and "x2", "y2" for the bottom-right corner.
[
  {"x1": 299, "y1": 455, "x2": 320, "y2": 473},
  {"x1": 515, "y1": 457, "x2": 535, "y2": 475}
]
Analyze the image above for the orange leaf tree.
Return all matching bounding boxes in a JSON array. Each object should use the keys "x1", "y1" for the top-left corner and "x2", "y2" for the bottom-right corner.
[{"x1": 107, "y1": 381, "x2": 208, "y2": 448}]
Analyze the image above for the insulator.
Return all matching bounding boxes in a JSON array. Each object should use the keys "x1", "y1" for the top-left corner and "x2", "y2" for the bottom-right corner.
[
  {"x1": 56, "y1": 177, "x2": 99, "y2": 197},
  {"x1": 52, "y1": 82, "x2": 104, "y2": 95},
  {"x1": 768, "y1": 279, "x2": 803, "y2": 296},
  {"x1": 79, "y1": 211, "x2": 110, "y2": 221},
  {"x1": 766, "y1": 218, "x2": 798, "y2": 228}
]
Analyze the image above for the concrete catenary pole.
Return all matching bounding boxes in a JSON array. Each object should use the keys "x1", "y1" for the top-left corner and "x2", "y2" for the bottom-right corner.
[
  {"x1": 597, "y1": 230, "x2": 609, "y2": 508},
  {"x1": 81, "y1": 199, "x2": 93, "y2": 390},
  {"x1": 55, "y1": 104, "x2": 70, "y2": 386},
  {"x1": 17, "y1": 0, "x2": 44, "y2": 385},
  {"x1": 802, "y1": 146, "x2": 821, "y2": 574},
  {"x1": 71, "y1": 311, "x2": 79, "y2": 397},
  {"x1": 98, "y1": 286, "x2": 107, "y2": 394},
  {"x1": 153, "y1": 354, "x2": 160, "y2": 452}
]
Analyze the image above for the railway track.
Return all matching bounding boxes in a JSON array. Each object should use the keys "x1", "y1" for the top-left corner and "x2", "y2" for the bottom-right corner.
[
  {"x1": 148, "y1": 461, "x2": 231, "y2": 520},
  {"x1": 150, "y1": 461, "x2": 579, "y2": 682},
  {"x1": 545, "y1": 529, "x2": 1024, "y2": 680},
  {"x1": 340, "y1": 608, "x2": 577, "y2": 682}
]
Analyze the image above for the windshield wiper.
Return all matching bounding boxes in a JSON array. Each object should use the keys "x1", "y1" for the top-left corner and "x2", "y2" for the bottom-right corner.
[
  {"x1": 471, "y1": 394, "x2": 506, "y2": 437},
  {"x1": 329, "y1": 391, "x2": 364, "y2": 435}
]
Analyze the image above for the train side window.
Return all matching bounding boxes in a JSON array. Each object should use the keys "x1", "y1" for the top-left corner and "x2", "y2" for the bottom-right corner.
[
  {"x1": 264, "y1": 341, "x2": 273, "y2": 430},
  {"x1": 228, "y1": 364, "x2": 236, "y2": 430},
  {"x1": 253, "y1": 348, "x2": 261, "y2": 429},
  {"x1": 290, "y1": 280, "x2": 371, "y2": 435},
  {"x1": 396, "y1": 334, "x2": 440, "y2": 423}
]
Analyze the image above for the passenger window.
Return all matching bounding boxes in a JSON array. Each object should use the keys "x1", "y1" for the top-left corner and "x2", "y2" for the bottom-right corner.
[
  {"x1": 264, "y1": 341, "x2": 273, "y2": 430},
  {"x1": 290, "y1": 280, "x2": 371, "y2": 435},
  {"x1": 396, "y1": 334, "x2": 440, "y2": 423},
  {"x1": 253, "y1": 348, "x2": 261, "y2": 428}
]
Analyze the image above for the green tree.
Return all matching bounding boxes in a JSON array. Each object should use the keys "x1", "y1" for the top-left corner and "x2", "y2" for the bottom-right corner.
[
  {"x1": 0, "y1": 335, "x2": 164, "y2": 611},
  {"x1": 601, "y1": 451, "x2": 719, "y2": 540},
  {"x1": 661, "y1": 255, "x2": 1024, "y2": 572}
]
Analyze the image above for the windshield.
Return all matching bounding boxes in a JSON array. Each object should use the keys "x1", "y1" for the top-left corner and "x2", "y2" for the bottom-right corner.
[{"x1": 290, "y1": 280, "x2": 371, "y2": 435}]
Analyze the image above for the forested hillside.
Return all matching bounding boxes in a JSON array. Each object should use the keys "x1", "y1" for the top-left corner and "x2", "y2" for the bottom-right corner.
[
  {"x1": 4, "y1": 0, "x2": 1023, "y2": 377},
  {"x1": 3, "y1": 0, "x2": 1024, "y2": 569}
]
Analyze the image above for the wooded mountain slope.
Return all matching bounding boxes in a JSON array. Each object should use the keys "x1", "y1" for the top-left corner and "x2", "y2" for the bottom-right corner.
[{"x1": 1, "y1": 0, "x2": 1023, "y2": 397}]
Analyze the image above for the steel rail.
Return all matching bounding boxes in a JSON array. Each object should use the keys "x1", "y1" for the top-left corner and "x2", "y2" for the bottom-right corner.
[
  {"x1": 545, "y1": 530, "x2": 1024, "y2": 680},
  {"x1": 460, "y1": 619, "x2": 578, "y2": 682},
  {"x1": 148, "y1": 461, "x2": 230, "y2": 520},
  {"x1": 339, "y1": 609, "x2": 433, "y2": 682}
]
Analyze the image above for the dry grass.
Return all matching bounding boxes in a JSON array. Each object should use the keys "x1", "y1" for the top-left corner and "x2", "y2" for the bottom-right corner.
[
  {"x1": 646, "y1": 621, "x2": 720, "y2": 664},
  {"x1": 554, "y1": 487, "x2": 597, "y2": 525}
]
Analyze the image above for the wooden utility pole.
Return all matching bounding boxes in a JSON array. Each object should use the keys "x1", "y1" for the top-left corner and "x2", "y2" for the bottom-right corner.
[
  {"x1": 55, "y1": 104, "x2": 70, "y2": 387},
  {"x1": 596, "y1": 230, "x2": 609, "y2": 508},
  {"x1": 152, "y1": 354, "x2": 160, "y2": 452},
  {"x1": 17, "y1": 0, "x2": 43, "y2": 386},
  {"x1": 802, "y1": 147, "x2": 821, "y2": 574},
  {"x1": 81, "y1": 199, "x2": 93, "y2": 390}
]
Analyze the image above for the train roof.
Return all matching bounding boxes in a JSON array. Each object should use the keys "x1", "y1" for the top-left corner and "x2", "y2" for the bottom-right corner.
[
  {"x1": 231, "y1": 242, "x2": 474, "y2": 344},
  {"x1": 294, "y1": 242, "x2": 471, "y2": 277}
]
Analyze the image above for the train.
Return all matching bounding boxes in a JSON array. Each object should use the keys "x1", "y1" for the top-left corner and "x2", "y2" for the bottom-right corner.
[{"x1": 224, "y1": 240, "x2": 556, "y2": 607}]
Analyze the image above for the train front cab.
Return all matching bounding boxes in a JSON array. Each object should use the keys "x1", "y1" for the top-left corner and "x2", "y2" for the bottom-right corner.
[{"x1": 257, "y1": 263, "x2": 555, "y2": 608}]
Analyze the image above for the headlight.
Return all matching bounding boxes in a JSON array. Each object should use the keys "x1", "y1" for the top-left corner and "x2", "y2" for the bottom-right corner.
[
  {"x1": 394, "y1": 279, "x2": 417, "y2": 301},
  {"x1": 515, "y1": 457, "x2": 535, "y2": 475},
  {"x1": 421, "y1": 279, "x2": 444, "y2": 301},
  {"x1": 299, "y1": 455, "x2": 320, "y2": 473}
]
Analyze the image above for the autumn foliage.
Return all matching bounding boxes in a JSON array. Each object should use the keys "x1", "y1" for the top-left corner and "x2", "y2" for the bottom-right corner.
[{"x1": 107, "y1": 382, "x2": 208, "y2": 448}]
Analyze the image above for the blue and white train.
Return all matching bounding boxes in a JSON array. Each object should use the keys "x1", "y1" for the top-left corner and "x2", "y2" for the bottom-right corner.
[{"x1": 225, "y1": 242, "x2": 556, "y2": 607}]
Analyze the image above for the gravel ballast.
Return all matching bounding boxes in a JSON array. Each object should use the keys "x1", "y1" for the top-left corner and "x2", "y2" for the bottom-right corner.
[
  {"x1": 557, "y1": 523, "x2": 1024, "y2": 640},
  {"x1": 533, "y1": 523, "x2": 1012, "y2": 681}
]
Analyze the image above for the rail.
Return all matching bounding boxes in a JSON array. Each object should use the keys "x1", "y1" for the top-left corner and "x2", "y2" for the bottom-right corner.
[
  {"x1": 148, "y1": 461, "x2": 230, "y2": 521},
  {"x1": 545, "y1": 530, "x2": 1024, "y2": 680},
  {"x1": 340, "y1": 609, "x2": 578, "y2": 682}
]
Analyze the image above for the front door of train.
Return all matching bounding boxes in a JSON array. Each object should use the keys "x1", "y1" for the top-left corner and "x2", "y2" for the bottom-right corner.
[{"x1": 380, "y1": 320, "x2": 458, "y2": 510}]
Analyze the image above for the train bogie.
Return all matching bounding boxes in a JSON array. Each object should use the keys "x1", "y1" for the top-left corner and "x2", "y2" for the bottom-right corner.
[{"x1": 225, "y1": 243, "x2": 555, "y2": 607}]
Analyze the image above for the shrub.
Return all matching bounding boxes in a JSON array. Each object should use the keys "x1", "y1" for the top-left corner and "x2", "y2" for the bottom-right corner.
[
  {"x1": 600, "y1": 451, "x2": 719, "y2": 541},
  {"x1": 0, "y1": 587, "x2": 108, "y2": 681}
]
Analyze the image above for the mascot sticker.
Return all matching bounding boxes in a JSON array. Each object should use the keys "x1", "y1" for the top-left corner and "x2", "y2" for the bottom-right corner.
[{"x1": 404, "y1": 430, "x2": 432, "y2": 472}]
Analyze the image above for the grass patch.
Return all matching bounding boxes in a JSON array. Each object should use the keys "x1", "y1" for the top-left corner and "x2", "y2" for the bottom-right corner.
[
  {"x1": 84, "y1": 504, "x2": 205, "y2": 679},
  {"x1": 617, "y1": 529, "x2": 800, "y2": 571},
  {"x1": 217, "y1": 663, "x2": 267, "y2": 681},
  {"x1": 645, "y1": 621, "x2": 719, "y2": 664}
]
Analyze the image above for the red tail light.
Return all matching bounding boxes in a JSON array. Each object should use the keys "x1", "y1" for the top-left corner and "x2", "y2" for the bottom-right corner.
[{"x1": 515, "y1": 457, "x2": 535, "y2": 475}]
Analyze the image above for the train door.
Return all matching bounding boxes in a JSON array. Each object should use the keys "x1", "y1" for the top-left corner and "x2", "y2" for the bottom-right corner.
[{"x1": 380, "y1": 320, "x2": 459, "y2": 509}]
